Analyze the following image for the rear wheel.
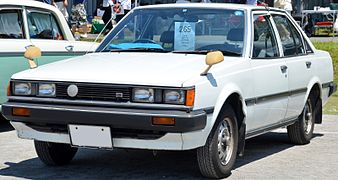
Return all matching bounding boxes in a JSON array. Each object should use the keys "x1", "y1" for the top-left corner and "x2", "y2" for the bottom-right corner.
[
  {"x1": 34, "y1": 140, "x2": 78, "y2": 166},
  {"x1": 197, "y1": 105, "x2": 238, "y2": 178},
  {"x1": 287, "y1": 97, "x2": 315, "y2": 144}
]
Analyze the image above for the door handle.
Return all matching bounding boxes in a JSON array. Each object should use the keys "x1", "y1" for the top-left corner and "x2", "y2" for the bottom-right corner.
[
  {"x1": 25, "y1": 45, "x2": 34, "y2": 49},
  {"x1": 306, "y1": 61, "x2": 312, "y2": 69},
  {"x1": 65, "y1": 45, "x2": 74, "y2": 52},
  {"x1": 280, "y1": 65, "x2": 288, "y2": 73}
]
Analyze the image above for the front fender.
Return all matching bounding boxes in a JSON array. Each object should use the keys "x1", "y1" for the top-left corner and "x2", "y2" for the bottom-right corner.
[
  {"x1": 212, "y1": 83, "x2": 247, "y2": 128},
  {"x1": 183, "y1": 83, "x2": 247, "y2": 150}
]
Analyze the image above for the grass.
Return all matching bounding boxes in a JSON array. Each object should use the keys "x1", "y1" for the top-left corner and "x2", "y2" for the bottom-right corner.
[{"x1": 312, "y1": 41, "x2": 338, "y2": 115}]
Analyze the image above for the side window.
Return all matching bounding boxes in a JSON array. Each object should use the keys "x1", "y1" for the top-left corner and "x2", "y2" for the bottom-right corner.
[
  {"x1": 0, "y1": 9, "x2": 25, "y2": 39},
  {"x1": 27, "y1": 11, "x2": 64, "y2": 40},
  {"x1": 272, "y1": 15, "x2": 305, "y2": 57},
  {"x1": 252, "y1": 15, "x2": 279, "y2": 59},
  {"x1": 304, "y1": 39, "x2": 314, "y2": 53}
]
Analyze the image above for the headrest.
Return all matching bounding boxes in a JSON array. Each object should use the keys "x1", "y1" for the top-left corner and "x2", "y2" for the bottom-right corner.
[
  {"x1": 227, "y1": 28, "x2": 244, "y2": 41},
  {"x1": 160, "y1": 31, "x2": 174, "y2": 43}
]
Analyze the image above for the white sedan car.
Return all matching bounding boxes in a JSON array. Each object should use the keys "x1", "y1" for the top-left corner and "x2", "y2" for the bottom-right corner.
[
  {"x1": 0, "y1": 0, "x2": 98, "y2": 109},
  {"x1": 2, "y1": 3, "x2": 336, "y2": 178}
]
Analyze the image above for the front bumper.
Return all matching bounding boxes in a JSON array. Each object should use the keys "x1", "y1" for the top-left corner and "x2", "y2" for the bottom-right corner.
[
  {"x1": 2, "y1": 102, "x2": 206, "y2": 133},
  {"x1": 1, "y1": 102, "x2": 209, "y2": 150}
]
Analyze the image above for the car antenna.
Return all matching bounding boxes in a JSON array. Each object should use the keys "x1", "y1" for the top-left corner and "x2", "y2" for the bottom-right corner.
[
  {"x1": 86, "y1": 15, "x2": 115, "y2": 54},
  {"x1": 258, "y1": 1, "x2": 270, "y2": 13}
]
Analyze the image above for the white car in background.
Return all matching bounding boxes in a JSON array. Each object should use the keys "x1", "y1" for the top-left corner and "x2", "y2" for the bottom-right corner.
[
  {"x1": 0, "y1": 0, "x2": 98, "y2": 110},
  {"x1": 2, "y1": 3, "x2": 337, "y2": 178}
]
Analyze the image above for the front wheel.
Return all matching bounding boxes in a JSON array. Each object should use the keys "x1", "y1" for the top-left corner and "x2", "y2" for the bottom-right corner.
[
  {"x1": 34, "y1": 140, "x2": 78, "y2": 166},
  {"x1": 197, "y1": 105, "x2": 238, "y2": 178},
  {"x1": 287, "y1": 97, "x2": 315, "y2": 145}
]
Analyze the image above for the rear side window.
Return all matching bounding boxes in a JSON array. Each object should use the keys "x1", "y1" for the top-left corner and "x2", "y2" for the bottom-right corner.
[
  {"x1": 252, "y1": 15, "x2": 279, "y2": 59},
  {"x1": 0, "y1": 9, "x2": 25, "y2": 39},
  {"x1": 272, "y1": 15, "x2": 305, "y2": 57},
  {"x1": 27, "y1": 11, "x2": 64, "y2": 40}
]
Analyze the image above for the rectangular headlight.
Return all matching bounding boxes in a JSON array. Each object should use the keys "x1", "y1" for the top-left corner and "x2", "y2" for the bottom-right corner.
[
  {"x1": 38, "y1": 83, "x2": 56, "y2": 97},
  {"x1": 163, "y1": 89, "x2": 185, "y2": 105},
  {"x1": 13, "y1": 82, "x2": 34, "y2": 96},
  {"x1": 132, "y1": 88, "x2": 154, "y2": 103}
]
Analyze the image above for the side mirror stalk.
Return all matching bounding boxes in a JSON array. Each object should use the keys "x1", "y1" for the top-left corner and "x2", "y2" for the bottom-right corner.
[{"x1": 200, "y1": 65, "x2": 212, "y2": 76}]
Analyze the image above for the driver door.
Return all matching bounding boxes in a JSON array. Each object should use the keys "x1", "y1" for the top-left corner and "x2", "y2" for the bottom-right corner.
[
  {"x1": 247, "y1": 13, "x2": 288, "y2": 132},
  {"x1": 26, "y1": 9, "x2": 75, "y2": 63}
]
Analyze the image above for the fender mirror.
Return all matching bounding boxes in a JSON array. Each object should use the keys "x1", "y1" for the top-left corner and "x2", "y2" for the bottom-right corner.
[
  {"x1": 200, "y1": 51, "x2": 224, "y2": 76},
  {"x1": 24, "y1": 46, "x2": 41, "y2": 69}
]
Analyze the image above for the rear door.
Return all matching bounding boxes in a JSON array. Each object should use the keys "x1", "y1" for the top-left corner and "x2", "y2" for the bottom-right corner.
[
  {"x1": 271, "y1": 13, "x2": 312, "y2": 120},
  {"x1": 248, "y1": 13, "x2": 288, "y2": 132}
]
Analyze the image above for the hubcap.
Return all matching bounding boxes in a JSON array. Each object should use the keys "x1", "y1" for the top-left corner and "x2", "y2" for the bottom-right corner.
[
  {"x1": 303, "y1": 100, "x2": 313, "y2": 134},
  {"x1": 217, "y1": 119, "x2": 233, "y2": 166}
]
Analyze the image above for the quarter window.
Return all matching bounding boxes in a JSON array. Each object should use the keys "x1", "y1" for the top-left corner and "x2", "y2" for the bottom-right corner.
[
  {"x1": 272, "y1": 15, "x2": 305, "y2": 56},
  {"x1": 0, "y1": 9, "x2": 25, "y2": 39},
  {"x1": 27, "y1": 11, "x2": 64, "y2": 40},
  {"x1": 252, "y1": 15, "x2": 279, "y2": 58},
  {"x1": 304, "y1": 39, "x2": 313, "y2": 53}
]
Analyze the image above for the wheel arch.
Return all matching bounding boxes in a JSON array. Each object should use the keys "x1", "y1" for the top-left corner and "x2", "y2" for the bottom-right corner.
[
  {"x1": 210, "y1": 84, "x2": 247, "y2": 154},
  {"x1": 212, "y1": 84, "x2": 247, "y2": 129},
  {"x1": 305, "y1": 77, "x2": 322, "y2": 124}
]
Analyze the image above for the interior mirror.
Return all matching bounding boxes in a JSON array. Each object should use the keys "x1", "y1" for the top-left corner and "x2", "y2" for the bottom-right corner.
[
  {"x1": 201, "y1": 51, "x2": 224, "y2": 76},
  {"x1": 24, "y1": 46, "x2": 41, "y2": 69}
]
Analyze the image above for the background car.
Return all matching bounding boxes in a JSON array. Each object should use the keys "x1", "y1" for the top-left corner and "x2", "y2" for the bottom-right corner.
[{"x1": 0, "y1": 0, "x2": 99, "y2": 112}]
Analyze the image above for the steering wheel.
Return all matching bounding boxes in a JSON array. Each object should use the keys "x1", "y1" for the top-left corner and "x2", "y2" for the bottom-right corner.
[{"x1": 133, "y1": 39, "x2": 157, "y2": 44}]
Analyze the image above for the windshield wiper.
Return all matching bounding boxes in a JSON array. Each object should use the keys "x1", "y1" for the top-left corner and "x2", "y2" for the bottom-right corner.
[
  {"x1": 109, "y1": 48, "x2": 169, "y2": 53},
  {"x1": 172, "y1": 50, "x2": 241, "y2": 56},
  {"x1": 172, "y1": 50, "x2": 209, "y2": 54}
]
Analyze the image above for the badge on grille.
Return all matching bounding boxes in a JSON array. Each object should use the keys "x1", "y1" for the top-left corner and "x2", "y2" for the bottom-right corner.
[
  {"x1": 116, "y1": 92, "x2": 123, "y2": 98},
  {"x1": 67, "y1": 84, "x2": 78, "y2": 97}
]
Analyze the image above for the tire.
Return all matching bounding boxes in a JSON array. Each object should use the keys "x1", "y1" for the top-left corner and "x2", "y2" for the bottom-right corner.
[
  {"x1": 197, "y1": 105, "x2": 238, "y2": 178},
  {"x1": 287, "y1": 97, "x2": 315, "y2": 145},
  {"x1": 34, "y1": 140, "x2": 78, "y2": 166}
]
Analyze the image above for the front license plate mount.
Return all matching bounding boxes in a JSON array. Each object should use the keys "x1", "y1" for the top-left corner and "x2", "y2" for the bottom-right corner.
[{"x1": 68, "y1": 124, "x2": 113, "y2": 149}]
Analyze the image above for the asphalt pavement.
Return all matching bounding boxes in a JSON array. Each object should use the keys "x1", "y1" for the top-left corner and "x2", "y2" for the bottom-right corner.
[
  {"x1": 310, "y1": 36, "x2": 338, "y2": 42},
  {"x1": 0, "y1": 115, "x2": 337, "y2": 179}
]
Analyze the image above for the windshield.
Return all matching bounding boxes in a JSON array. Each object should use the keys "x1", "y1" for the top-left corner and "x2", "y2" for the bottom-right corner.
[{"x1": 97, "y1": 8, "x2": 245, "y2": 56}]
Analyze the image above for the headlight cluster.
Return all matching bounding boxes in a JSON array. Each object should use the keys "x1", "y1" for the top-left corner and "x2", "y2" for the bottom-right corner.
[
  {"x1": 10, "y1": 81, "x2": 195, "y2": 106},
  {"x1": 132, "y1": 87, "x2": 194, "y2": 106},
  {"x1": 12, "y1": 82, "x2": 55, "y2": 97},
  {"x1": 132, "y1": 88, "x2": 154, "y2": 103},
  {"x1": 14, "y1": 82, "x2": 34, "y2": 96}
]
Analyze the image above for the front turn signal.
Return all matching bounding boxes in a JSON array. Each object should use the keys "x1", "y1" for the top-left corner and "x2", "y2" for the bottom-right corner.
[
  {"x1": 12, "y1": 107, "x2": 31, "y2": 117},
  {"x1": 7, "y1": 83, "x2": 11, "y2": 96},
  {"x1": 152, "y1": 117, "x2": 175, "y2": 126},
  {"x1": 185, "y1": 89, "x2": 195, "y2": 107}
]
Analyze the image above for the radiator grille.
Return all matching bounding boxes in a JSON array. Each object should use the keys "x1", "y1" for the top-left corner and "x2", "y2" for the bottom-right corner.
[{"x1": 55, "y1": 83, "x2": 131, "y2": 102}]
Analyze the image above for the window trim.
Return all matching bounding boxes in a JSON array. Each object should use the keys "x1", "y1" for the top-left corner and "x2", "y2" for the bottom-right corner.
[
  {"x1": 0, "y1": 8, "x2": 26, "y2": 40},
  {"x1": 250, "y1": 11, "x2": 281, "y2": 60},
  {"x1": 270, "y1": 12, "x2": 311, "y2": 58}
]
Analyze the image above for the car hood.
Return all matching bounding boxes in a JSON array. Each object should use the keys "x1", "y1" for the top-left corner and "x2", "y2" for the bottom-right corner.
[{"x1": 12, "y1": 52, "x2": 214, "y2": 87}]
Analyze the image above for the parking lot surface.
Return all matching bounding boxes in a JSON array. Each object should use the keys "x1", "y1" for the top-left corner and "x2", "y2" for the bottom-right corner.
[{"x1": 0, "y1": 115, "x2": 337, "y2": 179}]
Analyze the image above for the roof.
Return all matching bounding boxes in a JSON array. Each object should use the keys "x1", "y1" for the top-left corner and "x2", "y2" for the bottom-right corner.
[
  {"x1": 0, "y1": 0, "x2": 58, "y2": 12},
  {"x1": 135, "y1": 3, "x2": 268, "y2": 11}
]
